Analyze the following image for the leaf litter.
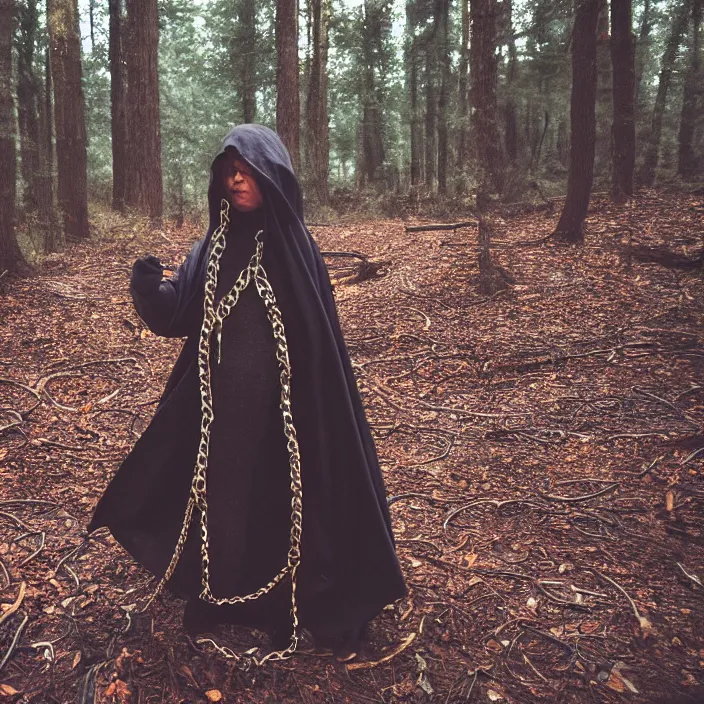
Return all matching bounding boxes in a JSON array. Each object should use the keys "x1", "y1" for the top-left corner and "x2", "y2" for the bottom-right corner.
[{"x1": 0, "y1": 189, "x2": 703, "y2": 702}]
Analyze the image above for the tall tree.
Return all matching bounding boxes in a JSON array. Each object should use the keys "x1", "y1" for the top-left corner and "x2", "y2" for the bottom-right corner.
[
  {"x1": 47, "y1": 0, "x2": 89, "y2": 241},
  {"x1": 276, "y1": 0, "x2": 300, "y2": 171},
  {"x1": 16, "y1": 0, "x2": 41, "y2": 213},
  {"x1": 634, "y1": 0, "x2": 652, "y2": 109},
  {"x1": 470, "y1": 0, "x2": 503, "y2": 193},
  {"x1": 0, "y1": 0, "x2": 26, "y2": 276},
  {"x1": 611, "y1": 0, "x2": 636, "y2": 202},
  {"x1": 554, "y1": 0, "x2": 602, "y2": 242},
  {"x1": 236, "y1": 0, "x2": 257, "y2": 123},
  {"x1": 109, "y1": 0, "x2": 127, "y2": 212},
  {"x1": 424, "y1": 35, "x2": 437, "y2": 189},
  {"x1": 678, "y1": 0, "x2": 701, "y2": 179},
  {"x1": 456, "y1": 0, "x2": 470, "y2": 189},
  {"x1": 503, "y1": 0, "x2": 519, "y2": 164},
  {"x1": 124, "y1": 0, "x2": 163, "y2": 218},
  {"x1": 359, "y1": 0, "x2": 390, "y2": 185},
  {"x1": 437, "y1": 0, "x2": 451, "y2": 194},
  {"x1": 41, "y1": 12, "x2": 57, "y2": 253},
  {"x1": 305, "y1": 0, "x2": 330, "y2": 203},
  {"x1": 639, "y1": 0, "x2": 691, "y2": 187},
  {"x1": 405, "y1": 1, "x2": 423, "y2": 188}
]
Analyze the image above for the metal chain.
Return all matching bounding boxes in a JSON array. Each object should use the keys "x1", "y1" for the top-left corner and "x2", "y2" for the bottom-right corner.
[{"x1": 140, "y1": 199, "x2": 304, "y2": 664}]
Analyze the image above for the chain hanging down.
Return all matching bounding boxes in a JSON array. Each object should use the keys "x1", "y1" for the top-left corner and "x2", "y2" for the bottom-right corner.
[{"x1": 141, "y1": 199, "x2": 304, "y2": 665}]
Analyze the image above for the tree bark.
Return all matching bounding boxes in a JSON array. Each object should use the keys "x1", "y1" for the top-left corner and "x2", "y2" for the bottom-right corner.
[
  {"x1": 109, "y1": 0, "x2": 127, "y2": 212},
  {"x1": 42, "y1": 12, "x2": 57, "y2": 254},
  {"x1": 470, "y1": 0, "x2": 503, "y2": 194},
  {"x1": 456, "y1": 0, "x2": 470, "y2": 190},
  {"x1": 639, "y1": 0, "x2": 691, "y2": 187},
  {"x1": 124, "y1": 0, "x2": 163, "y2": 219},
  {"x1": 611, "y1": 0, "x2": 636, "y2": 202},
  {"x1": 504, "y1": 0, "x2": 519, "y2": 163},
  {"x1": 0, "y1": 0, "x2": 27, "y2": 275},
  {"x1": 237, "y1": 0, "x2": 257, "y2": 123},
  {"x1": 424, "y1": 44, "x2": 437, "y2": 190},
  {"x1": 678, "y1": 0, "x2": 701, "y2": 179},
  {"x1": 634, "y1": 0, "x2": 651, "y2": 109},
  {"x1": 305, "y1": 0, "x2": 329, "y2": 203},
  {"x1": 16, "y1": 0, "x2": 41, "y2": 214},
  {"x1": 360, "y1": 0, "x2": 387, "y2": 185},
  {"x1": 47, "y1": 0, "x2": 89, "y2": 241},
  {"x1": 554, "y1": 0, "x2": 602, "y2": 242},
  {"x1": 406, "y1": 1, "x2": 423, "y2": 187},
  {"x1": 437, "y1": 0, "x2": 450, "y2": 194},
  {"x1": 276, "y1": 0, "x2": 300, "y2": 171}
]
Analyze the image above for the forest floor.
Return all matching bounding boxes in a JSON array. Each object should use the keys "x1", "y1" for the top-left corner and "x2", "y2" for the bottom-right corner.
[{"x1": 1, "y1": 189, "x2": 704, "y2": 704}]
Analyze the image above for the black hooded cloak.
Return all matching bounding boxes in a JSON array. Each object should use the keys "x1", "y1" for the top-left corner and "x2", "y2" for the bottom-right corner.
[{"x1": 88, "y1": 124, "x2": 406, "y2": 642}]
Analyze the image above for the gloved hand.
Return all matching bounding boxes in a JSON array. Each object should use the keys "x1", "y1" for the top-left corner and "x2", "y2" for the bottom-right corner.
[{"x1": 131, "y1": 255, "x2": 164, "y2": 296}]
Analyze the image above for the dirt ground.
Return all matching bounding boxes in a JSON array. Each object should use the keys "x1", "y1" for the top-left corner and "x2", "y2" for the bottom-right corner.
[{"x1": 1, "y1": 189, "x2": 703, "y2": 703}]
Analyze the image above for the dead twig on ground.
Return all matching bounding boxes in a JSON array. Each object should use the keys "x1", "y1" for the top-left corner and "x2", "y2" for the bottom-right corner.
[
  {"x1": 346, "y1": 632, "x2": 417, "y2": 671},
  {"x1": 0, "y1": 612, "x2": 29, "y2": 673},
  {"x1": 537, "y1": 483, "x2": 619, "y2": 503},
  {"x1": 0, "y1": 582, "x2": 26, "y2": 627}
]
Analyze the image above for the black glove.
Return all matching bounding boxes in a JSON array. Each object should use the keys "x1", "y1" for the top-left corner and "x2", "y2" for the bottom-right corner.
[{"x1": 131, "y1": 255, "x2": 164, "y2": 296}]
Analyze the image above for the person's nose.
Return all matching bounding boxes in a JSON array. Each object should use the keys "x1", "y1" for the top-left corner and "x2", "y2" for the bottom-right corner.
[{"x1": 233, "y1": 170, "x2": 245, "y2": 183}]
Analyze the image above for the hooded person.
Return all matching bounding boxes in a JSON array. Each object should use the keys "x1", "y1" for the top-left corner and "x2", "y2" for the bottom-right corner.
[{"x1": 88, "y1": 124, "x2": 407, "y2": 660}]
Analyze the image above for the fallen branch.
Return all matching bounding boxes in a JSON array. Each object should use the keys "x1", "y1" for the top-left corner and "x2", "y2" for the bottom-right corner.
[
  {"x1": 0, "y1": 582, "x2": 26, "y2": 628},
  {"x1": 676, "y1": 562, "x2": 702, "y2": 588},
  {"x1": 0, "y1": 378, "x2": 42, "y2": 416},
  {"x1": 405, "y1": 221, "x2": 477, "y2": 233},
  {"x1": 593, "y1": 569, "x2": 652, "y2": 635},
  {"x1": 346, "y1": 632, "x2": 417, "y2": 670},
  {"x1": 0, "y1": 612, "x2": 29, "y2": 673},
  {"x1": 0, "y1": 409, "x2": 23, "y2": 434},
  {"x1": 537, "y1": 483, "x2": 619, "y2": 503}
]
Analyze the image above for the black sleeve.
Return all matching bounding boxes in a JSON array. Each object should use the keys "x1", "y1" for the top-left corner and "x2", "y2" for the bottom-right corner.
[{"x1": 130, "y1": 242, "x2": 203, "y2": 338}]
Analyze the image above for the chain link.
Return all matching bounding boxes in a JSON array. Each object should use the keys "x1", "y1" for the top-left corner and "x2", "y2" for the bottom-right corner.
[{"x1": 141, "y1": 199, "x2": 304, "y2": 664}]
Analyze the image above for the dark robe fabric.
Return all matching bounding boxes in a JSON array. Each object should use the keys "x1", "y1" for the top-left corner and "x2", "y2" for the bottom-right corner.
[{"x1": 88, "y1": 124, "x2": 406, "y2": 641}]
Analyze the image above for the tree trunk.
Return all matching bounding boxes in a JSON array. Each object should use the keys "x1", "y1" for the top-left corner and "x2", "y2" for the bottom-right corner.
[
  {"x1": 437, "y1": 0, "x2": 450, "y2": 194},
  {"x1": 124, "y1": 0, "x2": 163, "y2": 219},
  {"x1": 360, "y1": 0, "x2": 387, "y2": 185},
  {"x1": 406, "y1": 2, "x2": 422, "y2": 188},
  {"x1": 639, "y1": 0, "x2": 691, "y2": 187},
  {"x1": 109, "y1": 0, "x2": 127, "y2": 212},
  {"x1": 42, "y1": 14, "x2": 57, "y2": 254},
  {"x1": 305, "y1": 0, "x2": 329, "y2": 203},
  {"x1": 504, "y1": 0, "x2": 519, "y2": 163},
  {"x1": 16, "y1": 0, "x2": 41, "y2": 214},
  {"x1": 276, "y1": 0, "x2": 300, "y2": 171},
  {"x1": 47, "y1": 0, "x2": 89, "y2": 241},
  {"x1": 611, "y1": 0, "x2": 636, "y2": 202},
  {"x1": 634, "y1": 0, "x2": 651, "y2": 109},
  {"x1": 238, "y1": 0, "x2": 257, "y2": 123},
  {"x1": 554, "y1": 0, "x2": 601, "y2": 242},
  {"x1": 678, "y1": 0, "x2": 701, "y2": 179},
  {"x1": 0, "y1": 0, "x2": 27, "y2": 276},
  {"x1": 470, "y1": 0, "x2": 503, "y2": 194},
  {"x1": 424, "y1": 45, "x2": 437, "y2": 190},
  {"x1": 456, "y1": 0, "x2": 470, "y2": 189}
]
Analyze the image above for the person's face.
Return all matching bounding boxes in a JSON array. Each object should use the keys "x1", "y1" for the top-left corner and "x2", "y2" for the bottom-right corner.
[{"x1": 221, "y1": 156, "x2": 263, "y2": 212}]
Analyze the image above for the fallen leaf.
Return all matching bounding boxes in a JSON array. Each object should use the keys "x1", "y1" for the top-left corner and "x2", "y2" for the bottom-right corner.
[
  {"x1": 487, "y1": 689, "x2": 504, "y2": 701},
  {"x1": 666, "y1": 491, "x2": 674, "y2": 512},
  {"x1": 463, "y1": 552, "x2": 478, "y2": 567},
  {"x1": 72, "y1": 651, "x2": 82, "y2": 669},
  {"x1": 205, "y1": 690, "x2": 223, "y2": 702},
  {"x1": 0, "y1": 684, "x2": 19, "y2": 696}
]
